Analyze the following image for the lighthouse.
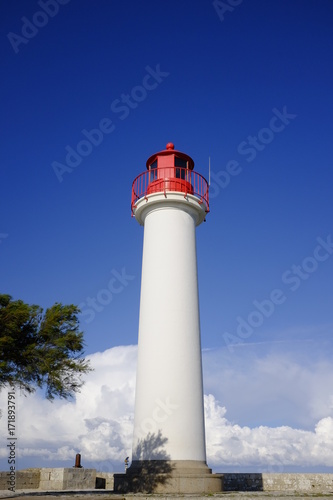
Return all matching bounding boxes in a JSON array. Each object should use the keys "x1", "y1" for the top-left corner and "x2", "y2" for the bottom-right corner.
[{"x1": 114, "y1": 143, "x2": 222, "y2": 493}]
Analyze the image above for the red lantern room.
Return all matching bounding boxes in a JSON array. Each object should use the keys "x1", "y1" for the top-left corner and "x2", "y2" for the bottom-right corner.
[
  {"x1": 131, "y1": 142, "x2": 209, "y2": 215},
  {"x1": 146, "y1": 142, "x2": 194, "y2": 195}
]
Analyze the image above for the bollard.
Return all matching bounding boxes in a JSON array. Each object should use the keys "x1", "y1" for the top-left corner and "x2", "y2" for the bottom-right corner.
[{"x1": 74, "y1": 453, "x2": 83, "y2": 468}]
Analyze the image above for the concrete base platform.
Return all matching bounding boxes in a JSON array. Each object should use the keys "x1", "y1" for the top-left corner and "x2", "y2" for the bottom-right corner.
[
  {"x1": 2, "y1": 493, "x2": 333, "y2": 500},
  {"x1": 113, "y1": 460, "x2": 223, "y2": 493}
]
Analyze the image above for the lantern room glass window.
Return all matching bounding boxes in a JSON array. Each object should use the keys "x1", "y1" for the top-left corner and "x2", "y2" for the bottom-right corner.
[
  {"x1": 149, "y1": 160, "x2": 157, "y2": 182},
  {"x1": 175, "y1": 157, "x2": 187, "y2": 180}
]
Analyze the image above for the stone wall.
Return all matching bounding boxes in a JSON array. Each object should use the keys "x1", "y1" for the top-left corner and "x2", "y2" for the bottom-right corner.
[
  {"x1": 221, "y1": 473, "x2": 333, "y2": 493},
  {"x1": 222, "y1": 473, "x2": 263, "y2": 491},
  {"x1": 0, "y1": 469, "x2": 333, "y2": 493},
  {"x1": 96, "y1": 471, "x2": 114, "y2": 489},
  {"x1": 39, "y1": 468, "x2": 96, "y2": 490},
  {"x1": 0, "y1": 469, "x2": 40, "y2": 490},
  {"x1": 263, "y1": 473, "x2": 333, "y2": 493}
]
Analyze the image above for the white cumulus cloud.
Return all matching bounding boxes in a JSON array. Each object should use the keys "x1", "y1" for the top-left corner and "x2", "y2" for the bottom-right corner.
[{"x1": 1, "y1": 342, "x2": 333, "y2": 472}]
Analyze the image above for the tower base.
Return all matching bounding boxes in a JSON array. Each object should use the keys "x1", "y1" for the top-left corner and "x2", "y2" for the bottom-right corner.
[{"x1": 113, "y1": 460, "x2": 223, "y2": 494}]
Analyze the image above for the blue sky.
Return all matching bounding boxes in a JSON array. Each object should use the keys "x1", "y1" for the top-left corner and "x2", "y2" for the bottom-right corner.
[{"x1": 0, "y1": 0, "x2": 333, "y2": 473}]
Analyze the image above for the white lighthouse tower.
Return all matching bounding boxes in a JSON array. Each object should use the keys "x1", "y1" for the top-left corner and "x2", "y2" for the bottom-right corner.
[{"x1": 115, "y1": 143, "x2": 222, "y2": 493}]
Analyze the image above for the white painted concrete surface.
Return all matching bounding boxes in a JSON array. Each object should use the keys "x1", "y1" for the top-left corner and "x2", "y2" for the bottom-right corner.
[{"x1": 132, "y1": 193, "x2": 207, "y2": 464}]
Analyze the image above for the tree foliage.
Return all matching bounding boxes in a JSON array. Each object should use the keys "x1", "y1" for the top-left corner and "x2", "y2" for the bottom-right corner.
[{"x1": 0, "y1": 294, "x2": 92, "y2": 400}]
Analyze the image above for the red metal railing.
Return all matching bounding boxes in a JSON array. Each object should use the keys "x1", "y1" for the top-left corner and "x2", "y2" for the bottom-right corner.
[{"x1": 131, "y1": 167, "x2": 209, "y2": 215}]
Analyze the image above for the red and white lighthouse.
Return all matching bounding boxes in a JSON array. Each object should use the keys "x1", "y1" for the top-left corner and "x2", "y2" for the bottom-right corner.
[{"x1": 115, "y1": 143, "x2": 222, "y2": 493}]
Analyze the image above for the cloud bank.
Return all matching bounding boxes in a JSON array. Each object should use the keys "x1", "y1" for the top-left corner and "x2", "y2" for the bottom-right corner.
[{"x1": 1, "y1": 342, "x2": 333, "y2": 472}]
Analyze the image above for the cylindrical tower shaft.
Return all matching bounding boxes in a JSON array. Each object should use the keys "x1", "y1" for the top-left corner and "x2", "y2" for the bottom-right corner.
[{"x1": 132, "y1": 202, "x2": 206, "y2": 464}]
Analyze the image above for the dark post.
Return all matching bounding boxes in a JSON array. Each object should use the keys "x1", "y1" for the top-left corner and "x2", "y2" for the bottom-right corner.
[{"x1": 74, "y1": 453, "x2": 82, "y2": 468}]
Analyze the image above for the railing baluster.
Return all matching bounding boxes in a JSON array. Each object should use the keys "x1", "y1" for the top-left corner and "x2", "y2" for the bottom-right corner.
[{"x1": 132, "y1": 167, "x2": 209, "y2": 213}]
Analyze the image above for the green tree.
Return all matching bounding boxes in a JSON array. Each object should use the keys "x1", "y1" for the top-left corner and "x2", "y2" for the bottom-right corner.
[{"x1": 0, "y1": 294, "x2": 92, "y2": 400}]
